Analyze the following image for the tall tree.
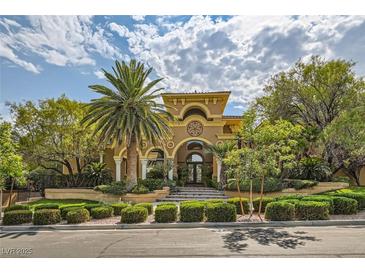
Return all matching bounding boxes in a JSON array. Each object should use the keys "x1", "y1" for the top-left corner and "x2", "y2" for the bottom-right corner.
[
  {"x1": 9, "y1": 96, "x2": 100, "y2": 186},
  {"x1": 82, "y1": 60, "x2": 173, "y2": 185},
  {"x1": 205, "y1": 141, "x2": 236, "y2": 189},
  {"x1": 323, "y1": 94, "x2": 365, "y2": 185},
  {"x1": 0, "y1": 121, "x2": 26, "y2": 207},
  {"x1": 257, "y1": 56, "x2": 364, "y2": 130}
]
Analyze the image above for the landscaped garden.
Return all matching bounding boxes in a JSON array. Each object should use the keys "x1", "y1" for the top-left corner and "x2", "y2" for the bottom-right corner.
[{"x1": 2, "y1": 186, "x2": 364, "y2": 226}]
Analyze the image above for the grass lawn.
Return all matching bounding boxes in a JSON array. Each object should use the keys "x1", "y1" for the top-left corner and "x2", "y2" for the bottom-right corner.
[{"x1": 27, "y1": 199, "x2": 102, "y2": 209}]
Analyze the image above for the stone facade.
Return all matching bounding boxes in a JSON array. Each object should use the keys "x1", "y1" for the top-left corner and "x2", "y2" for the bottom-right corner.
[{"x1": 103, "y1": 91, "x2": 241, "y2": 185}]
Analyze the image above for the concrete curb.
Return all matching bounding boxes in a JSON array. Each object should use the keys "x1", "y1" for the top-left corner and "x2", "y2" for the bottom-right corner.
[{"x1": 1, "y1": 219, "x2": 365, "y2": 232}]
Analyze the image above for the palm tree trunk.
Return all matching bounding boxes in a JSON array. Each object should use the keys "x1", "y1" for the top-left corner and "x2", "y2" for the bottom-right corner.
[{"x1": 127, "y1": 137, "x2": 138, "y2": 185}]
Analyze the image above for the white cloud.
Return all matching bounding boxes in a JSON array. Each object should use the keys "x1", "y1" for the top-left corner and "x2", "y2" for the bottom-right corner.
[
  {"x1": 131, "y1": 15, "x2": 145, "y2": 22},
  {"x1": 0, "y1": 16, "x2": 123, "y2": 73},
  {"x1": 109, "y1": 15, "x2": 365, "y2": 105},
  {"x1": 94, "y1": 70, "x2": 105, "y2": 79}
]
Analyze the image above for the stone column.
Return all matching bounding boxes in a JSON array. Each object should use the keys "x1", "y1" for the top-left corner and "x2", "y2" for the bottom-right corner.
[
  {"x1": 141, "y1": 159, "x2": 148, "y2": 180},
  {"x1": 114, "y1": 156, "x2": 122, "y2": 182},
  {"x1": 167, "y1": 158, "x2": 174, "y2": 180},
  {"x1": 99, "y1": 152, "x2": 104, "y2": 163},
  {"x1": 216, "y1": 159, "x2": 222, "y2": 183}
]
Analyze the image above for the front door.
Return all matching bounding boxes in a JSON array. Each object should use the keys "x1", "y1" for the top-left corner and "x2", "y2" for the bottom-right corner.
[
  {"x1": 186, "y1": 153, "x2": 203, "y2": 185},
  {"x1": 188, "y1": 163, "x2": 202, "y2": 184}
]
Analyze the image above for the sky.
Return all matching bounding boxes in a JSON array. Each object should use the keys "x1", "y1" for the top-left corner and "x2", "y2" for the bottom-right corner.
[{"x1": 1, "y1": 15, "x2": 365, "y2": 120}]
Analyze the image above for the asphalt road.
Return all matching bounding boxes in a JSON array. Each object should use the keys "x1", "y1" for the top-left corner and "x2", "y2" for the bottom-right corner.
[{"x1": 1, "y1": 225, "x2": 365, "y2": 258}]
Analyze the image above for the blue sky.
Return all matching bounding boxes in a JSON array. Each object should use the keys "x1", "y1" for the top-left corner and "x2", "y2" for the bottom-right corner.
[{"x1": 1, "y1": 15, "x2": 365, "y2": 120}]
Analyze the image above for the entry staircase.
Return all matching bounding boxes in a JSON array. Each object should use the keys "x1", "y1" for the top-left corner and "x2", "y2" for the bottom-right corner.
[{"x1": 157, "y1": 186, "x2": 229, "y2": 202}]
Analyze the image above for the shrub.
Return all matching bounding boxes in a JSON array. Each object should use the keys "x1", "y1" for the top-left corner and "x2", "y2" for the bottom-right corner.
[
  {"x1": 331, "y1": 197, "x2": 358, "y2": 215},
  {"x1": 155, "y1": 204, "x2": 178, "y2": 223},
  {"x1": 302, "y1": 196, "x2": 334, "y2": 214},
  {"x1": 134, "y1": 203, "x2": 153, "y2": 215},
  {"x1": 34, "y1": 203, "x2": 60, "y2": 211},
  {"x1": 180, "y1": 202, "x2": 205, "y2": 222},
  {"x1": 60, "y1": 205, "x2": 84, "y2": 219},
  {"x1": 120, "y1": 206, "x2": 148, "y2": 223},
  {"x1": 157, "y1": 202, "x2": 177, "y2": 206},
  {"x1": 252, "y1": 197, "x2": 276, "y2": 213},
  {"x1": 206, "y1": 199, "x2": 226, "y2": 204},
  {"x1": 226, "y1": 177, "x2": 285, "y2": 193},
  {"x1": 206, "y1": 203, "x2": 236, "y2": 222},
  {"x1": 3, "y1": 210, "x2": 33, "y2": 225},
  {"x1": 295, "y1": 201, "x2": 329, "y2": 220},
  {"x1": 111, "y1": 203, "x2": 130, "y2": 216},
  {"x1": 4, "y1": 204, "x2": 30, "y2": 213},
  {"x1": 328, "y1": 192, "x2": 365, "y2": 209},
  {"x1": 66, "y1": 208, "x2": 90, "y2": 224},
  {"x1": 130, "y1": 184, "x2": 149, "y2": 194},
  {"x1": 265, "y1": 201, "x2": 295, "y2": 221},
  {"x1": 275, "y1": 195, "x2": 304, "y2": 201},
  {"x1": 93, "y1": 181, "x2": 127, "y2": 195},
  {"x1": 289, "y1": 157, "x2": 332, "y2": 181},
  {"x1": 287, "y1": 179, "x2": 318, "y2": 190},
  {"x1": 227, "y1": 198, "x2": 249, "y2": 214},
  {"x1": 90, "y1": 206, "x2": 113, "y2": 219},
  {"x1": 139, "y1": 178, "x2": 164, "y2": 191},
  {"x1": 84, "y1": 204, "x2": 104, "y2": 214},
  {"x1": 33, "y1": 209, "x2": 61, "y2": 225}
]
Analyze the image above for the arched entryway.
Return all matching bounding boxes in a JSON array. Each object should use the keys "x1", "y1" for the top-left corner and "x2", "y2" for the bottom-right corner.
[{"x1": 174, "y1": 139, "x2": 213, "y2": 186}]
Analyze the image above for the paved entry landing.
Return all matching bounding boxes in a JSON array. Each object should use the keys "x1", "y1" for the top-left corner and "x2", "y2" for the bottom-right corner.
[{"x1": 158, "y1": 186, "x2": 229, "y2": 202}]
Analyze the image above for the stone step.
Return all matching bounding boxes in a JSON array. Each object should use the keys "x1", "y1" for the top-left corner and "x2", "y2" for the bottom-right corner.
[
  {"x1": 168, "y1": 193, "x2": 225, "y2": 197},
  {"x1": 157, "y1": 197, "x2": 229, "y2": 202},
  {"x1": 174, "y1": 189, "x2": 223, "y2": 193},
  {"x1": 171, "y1": 191, "x2": 225, "y2": 195},
  {"x1": 176, "y1": 187, "x2": 218, "y2": 190}
]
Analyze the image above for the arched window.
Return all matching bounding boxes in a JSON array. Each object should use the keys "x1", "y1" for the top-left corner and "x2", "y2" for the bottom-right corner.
[
  {"x1": 187, "y1": 141, "x2": 203, "y2": 150},
  {"x1": 186, "y1": 153, "x2": 203, "y2": 163},
  {"x1": 183, "y1": 108, "x2": 207, "y2": 120}
]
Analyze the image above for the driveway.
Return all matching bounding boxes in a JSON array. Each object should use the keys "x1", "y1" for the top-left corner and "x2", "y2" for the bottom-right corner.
[{"x1": 1, "y1": 225, "x2": 365, "y2": 257}]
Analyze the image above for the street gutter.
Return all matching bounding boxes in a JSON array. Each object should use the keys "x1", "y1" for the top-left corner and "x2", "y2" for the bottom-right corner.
[{"x1": 1, "y1": 219, "x2": 365, "y2": 232}]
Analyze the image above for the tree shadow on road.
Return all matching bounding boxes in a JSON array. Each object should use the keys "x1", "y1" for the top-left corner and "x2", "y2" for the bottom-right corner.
[
  {"x1": 0, "y1": 231, "x2": 38, "y2": 239},
  {"x1": 221, "y1": 228, "x2": 320, "y2": 253}
]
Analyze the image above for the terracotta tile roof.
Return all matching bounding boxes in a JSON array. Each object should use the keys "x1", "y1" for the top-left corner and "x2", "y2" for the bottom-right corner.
[{"x1": 162, "y1": 91, "x2": 230, "y2": 95}]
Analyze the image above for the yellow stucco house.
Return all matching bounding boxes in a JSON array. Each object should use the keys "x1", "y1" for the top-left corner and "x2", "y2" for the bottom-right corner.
[{"x1": 100, "y1": 91, "x2": 241, "y2": 185}]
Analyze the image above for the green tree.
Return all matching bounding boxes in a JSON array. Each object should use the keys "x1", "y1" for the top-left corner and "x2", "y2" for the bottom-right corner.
[
  {"x1": 9, "y1": 96, "x2": 100, "y2": 186},
  {"x1": 323, "y1": 95, "x2": 365, "y2": 185},
  {"x1": 257, "y1": 56, "x2": 364, "y2": 130},
  {"x1": 205, "y1": 141, "x2": 236, "y2": 189},
  {"x1": 0, "y1": 121, "x2": 26, "y2": 208},
  {"x1": 82, "y1": 60, "x2": 173, "y2": 185}
]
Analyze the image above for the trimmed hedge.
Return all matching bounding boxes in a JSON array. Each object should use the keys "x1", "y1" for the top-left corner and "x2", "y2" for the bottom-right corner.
[
  {"x1": 226, "y1": 177, "x2": 285, "y2": 193},
  {"x1": 265, "y1": 201, "x2": 295, "y2": 221},
  {"x1": 66, "y1": 208, "x2": 90, "y2": 224},
  {"x1": 252, "y1": 197, "x2": 275, "y2": 213},
  {"x1": 180, "y1": 202, "x2": 205, "y2": 222},
  {"x1": 34, "y1": 203, "x2": 60, "y2": 211},
  {"x1": 84, "y1": 204, "x2": 103, "y2": 214},
  {"x1": 3, "y1": 210, "x2": 33, "y2": 225},
  {"x1": 155, "y1": 204, "x2": 178, "y2": 223},
  {"x1": 134, "y1": 203, "x2": 153, "y2": 215},
  {"x1": 227, "y1": 197, "x2": 249, "y2": 215},
  {"x1": 4, "y1": 204, "x2": 30, "y2": 213},
  {"x1": 33, "y1": 209, "x2": 61, "y2": 225},
  {"x1": 302, "y1": 196, "x2": 334, "y2": 214},
  {"x1": 206, "y1": 202, "x2": 236, "y2": 222},
  {"x1": 90, "y1": 206, "x2": 113, "y2": 219},
  {"x1": 275, "y1": 195, "x2": 304, "y2": 201},
  {"x1": 207, "y1": 199, "x2": 226, "y2": 204},
  {"x1": 295, "y1": 201, "x2": 329, "y2": 220},
  {"x1": 60, "y1": 206, "x2": 84, "y2": 219},
  {"x1": 120, "y1": 206, "x2": 148, "y2": 224},
  {"x1": 331, "y1": 196, "x2": 358, "y2": 215},
  {"x1": 328, "y1": 192, "x2": 365, "y2": 209},
  {"x1": 111, "y1": 203, "x2": 130, "y2": 216}
]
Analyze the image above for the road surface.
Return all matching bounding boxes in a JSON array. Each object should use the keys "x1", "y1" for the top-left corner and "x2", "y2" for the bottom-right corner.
[{"x1": 1, "y1": 225, "x2": 365, "y2": 257}]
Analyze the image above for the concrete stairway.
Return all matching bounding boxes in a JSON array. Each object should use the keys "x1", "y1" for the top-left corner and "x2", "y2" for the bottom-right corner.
[{"x1": 157, "y1": 186, "x2": 229, "y2": 202}]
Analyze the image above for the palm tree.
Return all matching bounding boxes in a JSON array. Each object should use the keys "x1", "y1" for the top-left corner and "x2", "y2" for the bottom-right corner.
[
  {"x1": 82, "y1": 60, "x2": 173, "y2": 185},
  {"x1": 205, "y1": 141, "x2": 236, "y2": 189}
]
